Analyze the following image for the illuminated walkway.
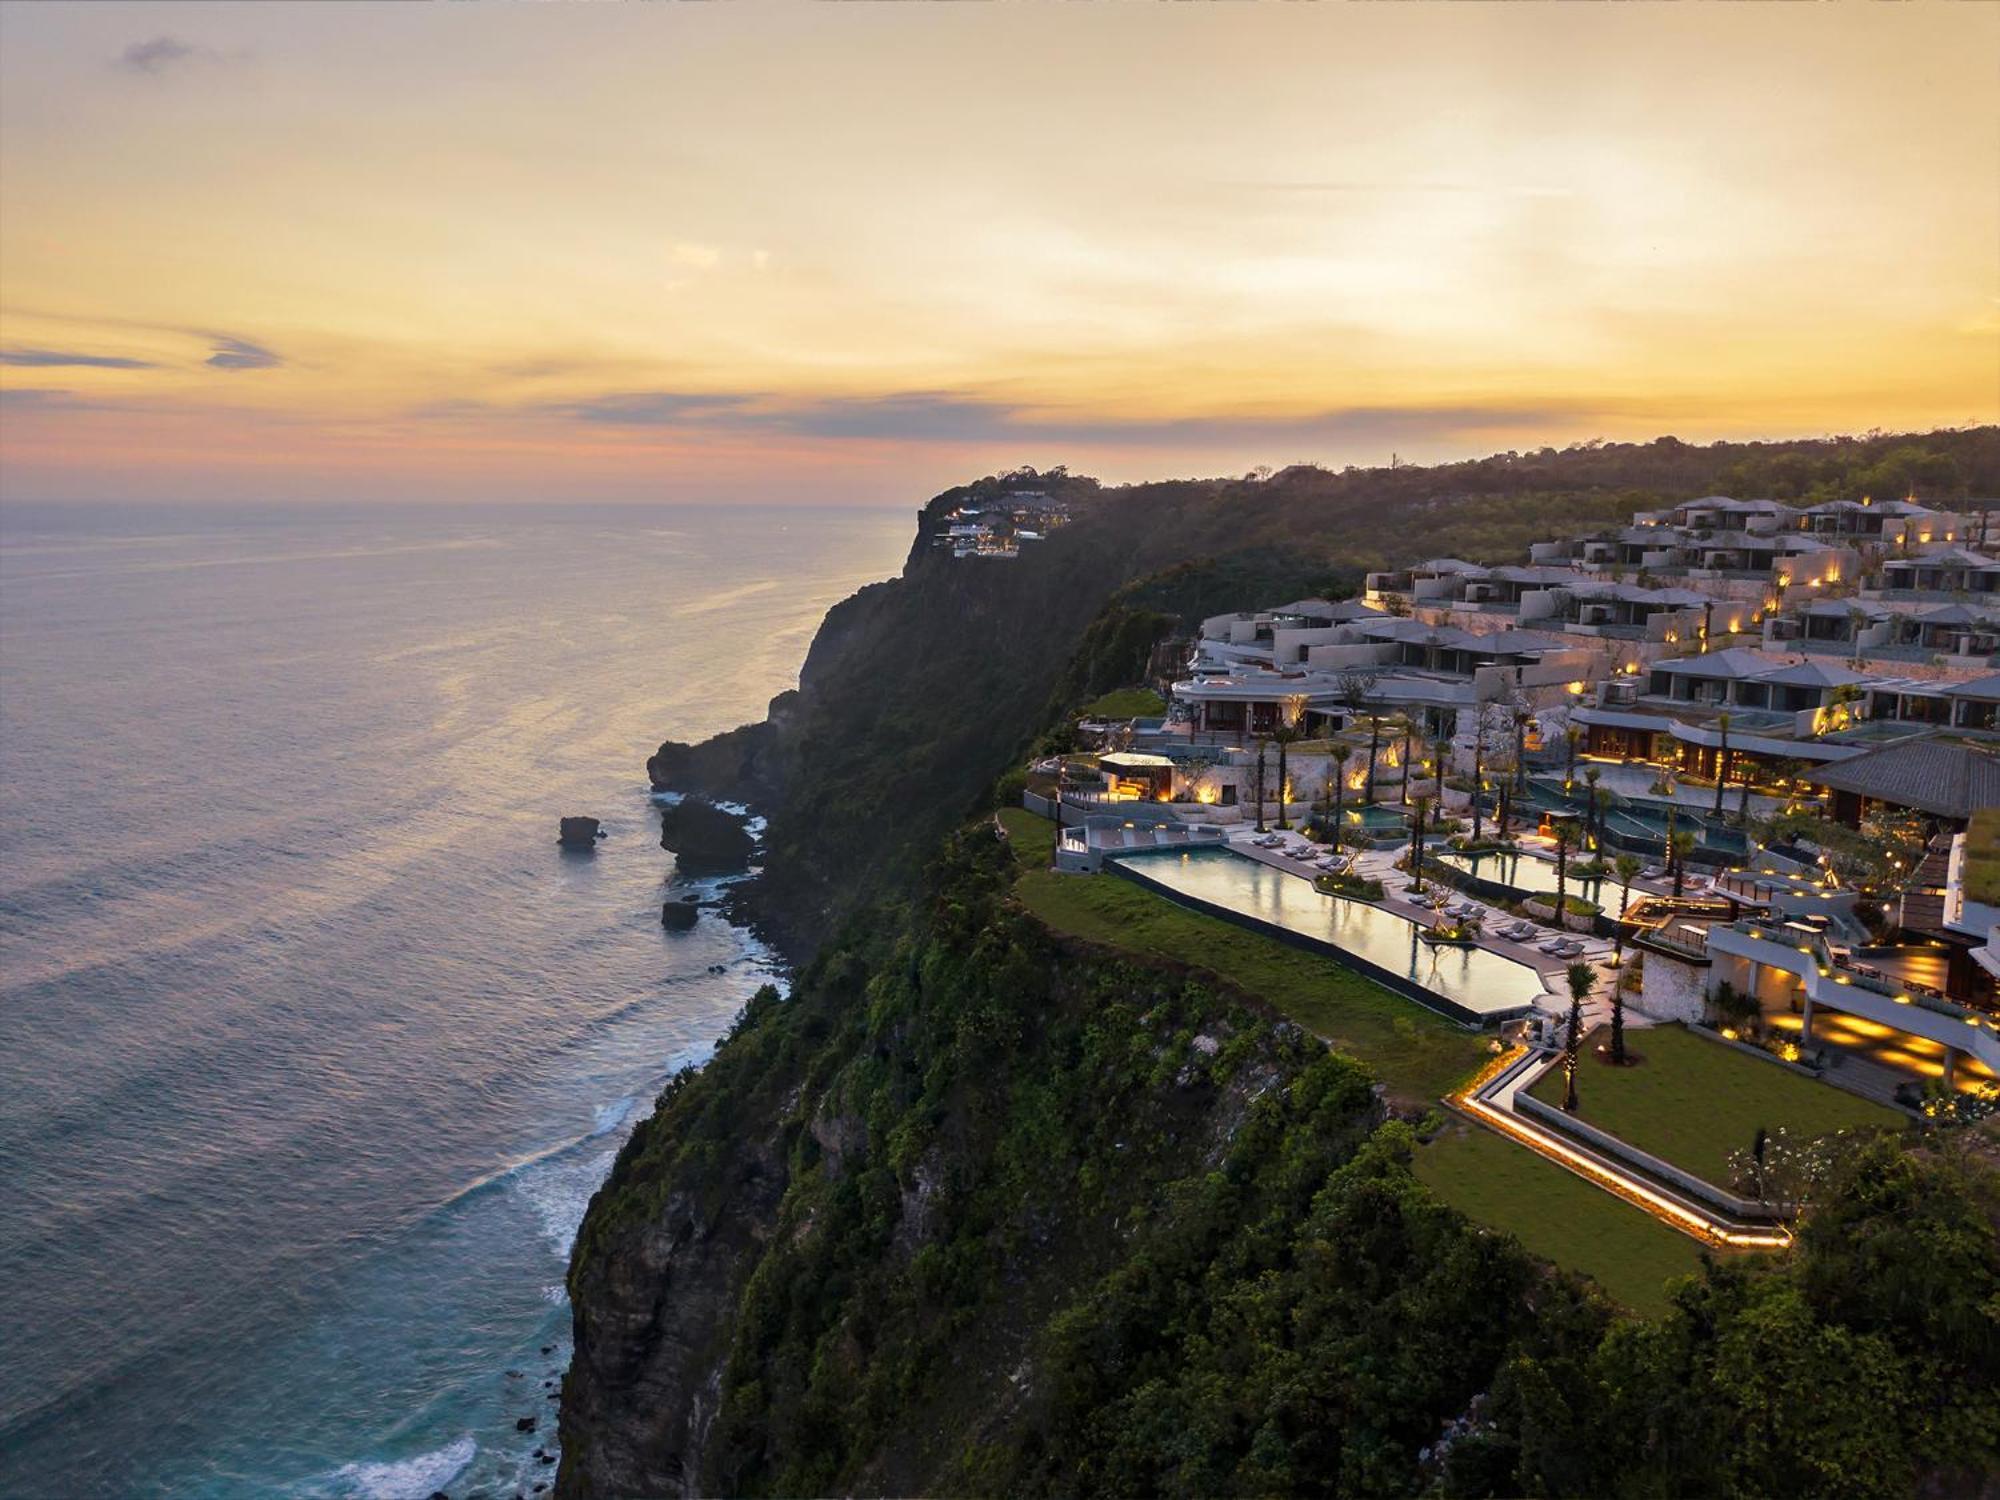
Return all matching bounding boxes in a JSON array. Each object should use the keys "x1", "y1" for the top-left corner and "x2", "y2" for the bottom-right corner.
[{"x1": 1450, "y1": 1046, "x2": 1792, "y2": 1250}]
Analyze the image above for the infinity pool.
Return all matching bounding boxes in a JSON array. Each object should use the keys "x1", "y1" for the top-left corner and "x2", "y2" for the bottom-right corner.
[
  {"x1": 1435, "y1": 850, "x2": 1618, "y2": 911},
  {"x1": 1115, "y1": 847, "x2": 1546, "y2": 1021}
]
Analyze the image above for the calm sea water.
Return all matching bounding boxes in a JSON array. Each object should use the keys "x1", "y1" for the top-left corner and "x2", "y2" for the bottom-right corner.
[{"x1": 0, "y1": 503, "x2": 910, "y2": 1499}]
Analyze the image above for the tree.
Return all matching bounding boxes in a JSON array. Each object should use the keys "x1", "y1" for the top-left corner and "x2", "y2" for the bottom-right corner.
[
  {"x1": 1609, "y1": 962, "x2": 1629, "y2": 1066},
  {"x1": 1511, "y1": 703, "x2": 1532, "y2": 792},
  {"x1": 1409, "y1": 794, "x2": 1431, "y2": 892},
  {"x1": 1334, "y1": 671, "x2": 1382, "y2": 802},
  {"x1": 1583, "y1": 766, "x2": 1603, "y2": 847},
  {"x1": 1611, "y1": 853, "x2": 1643, "y2": 970},
  {"x1": 1399, "y1": 719, "x2": 1415, "y2": 807},
  {"x1": 1327, "y1": 744, "x2": 1351, "y2": 852},
  {"x1": 1469, "y1": 710, "x2": 1486, "y2": 843},
  {"x1": 1562, "y1": 962, "x2": 1593, "y2": 1112},
  {"x1": 1670, "y1": 829, "x2": 1697, "y2": 899},
  {"x1": 1713, "y1": 711, "x2": 1733, "y2": 816},
  {"x1": 1564, "y1": 723, "x2": 1582, "y2": 792},
  {"x1": 1273, "y1": 704, "x2": 1305, "y2": 830},
  {"x1": 1367, "y1": 710, "x2": 1384, "y2": 804},
  {"x1": 1253, "y1": 739, "x2": 1269, "y2": 833},
  {"x1": 1553, "y1": 819, "x2": 1573, "y2": 914}
]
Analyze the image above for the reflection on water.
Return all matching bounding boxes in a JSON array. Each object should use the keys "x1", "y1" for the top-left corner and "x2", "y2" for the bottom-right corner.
[{"x1": 1122, "y1": 848, "x2": 1544, "y2": 1018}]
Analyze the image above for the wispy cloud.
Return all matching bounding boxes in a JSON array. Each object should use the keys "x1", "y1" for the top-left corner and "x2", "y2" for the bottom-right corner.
[
  {"x1": 510, "y1": 386, "x2": 1595, "y2": 450},
  {"x1": 548, "y1": 391, "x2": 751, "y2": 425},
  {"x1": 205, "y1": 336, "x2": 282, "y2": 371},
  {"x1": 117, "y1": 36, "x2": 209, "y2": 75},
  {"x1": 0, "y1": 348, "x2": 158, "y2": 370}
]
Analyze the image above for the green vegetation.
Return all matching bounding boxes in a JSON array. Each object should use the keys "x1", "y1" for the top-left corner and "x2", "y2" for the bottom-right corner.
[
  {"x1": 571, "y1": 823, "x2": 2000, "y2": 1499},
  {"x1": 596, "y1": 433, "x2": 2000, "y2": 1494},
  {"x1": 1965, "y1": 806, "x2": 2000, "y2": 908},
  {"x1": 995, "y1": 805, "x2": 1057, "y2": 864},
  {"x1": 1075, "y1": 686, "x2": 1167, "y2": 720},
  {"x1": 659, "y1": 432, "x2": 2000, "y2": 955},
  {"x1": 1415, "y1": 1121, "x2": 1708, "y2": 1318},
  {"x1": 1526, "y1": 1023, "x2": 1904, "y2": 1184},
  {"x1": 1011, "y1": 849, "x2": 1485, "y2": 1105},
  {"x1": 1314, "y1": 870, "x2": 1386, "y2": 901}
]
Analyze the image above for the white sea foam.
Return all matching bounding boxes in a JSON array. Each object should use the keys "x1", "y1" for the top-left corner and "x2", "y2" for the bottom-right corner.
[
  {"x1": 330, "y1": 1435, "x2": 475, "y2": 1500},
  {"x1": 589, "y1": 1095, "x2": 635, "y2": 1137},
  {"x1": 542, "y1": 1282, "x2": 569, "y2": 1305},
  {"x1": 513, "y1": 1142, "x2": 620, "y2": 1257}
]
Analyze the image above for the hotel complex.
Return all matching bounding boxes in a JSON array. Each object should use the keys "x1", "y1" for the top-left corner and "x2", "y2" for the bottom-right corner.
[{"x1": 1020, "y1": 489, "x2": 2000, "y2": 1237}]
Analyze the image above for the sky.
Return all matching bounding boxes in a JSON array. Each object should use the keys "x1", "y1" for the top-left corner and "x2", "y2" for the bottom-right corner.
[{"x1": 1, "y1": 1, "x2": 1996, "y2": 507}]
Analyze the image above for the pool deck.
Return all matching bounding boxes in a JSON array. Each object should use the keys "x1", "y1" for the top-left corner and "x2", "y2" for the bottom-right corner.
[{"x1": 1225, "y1": 831, "x2": 1635, "y2": 1033}]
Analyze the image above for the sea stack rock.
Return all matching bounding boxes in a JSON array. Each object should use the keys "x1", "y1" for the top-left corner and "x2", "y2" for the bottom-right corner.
[
  {"x1": 659, "y1": 898, "x2": 699, "y2": 932},
  {"x1": 656, "y1": 797, "x2": 754, "y2": 874},
  {"x1": 559, "y1": 816, "x2": 607, "y2": 850}
]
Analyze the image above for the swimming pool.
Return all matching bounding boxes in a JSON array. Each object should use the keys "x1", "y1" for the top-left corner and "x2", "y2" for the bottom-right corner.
[
  {"x1": 1434, "y1": 849, "x2": 1618, "y2": 911},
  {"x1": 1114, "y1": 847, "x2": 1546, "y2": 1022}
]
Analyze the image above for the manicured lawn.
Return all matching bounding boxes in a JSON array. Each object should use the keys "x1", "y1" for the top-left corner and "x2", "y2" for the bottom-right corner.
[
  {"x1": 997, "y1": 806, "x2": 1058, "y2": 865},
  {"x1": 1526, "y1": 1022, "x2": 1905, "y2": 1185},
  {"x1": 1004, "y1": 818, "x2": 1485, "y2": 1104},
  {"x1": 1077, "y1": 687, "x2": 1168, "y2": 720},
  {"x1": 1416, "y1": 1120, "x2": 1711, "y2": 1318}
]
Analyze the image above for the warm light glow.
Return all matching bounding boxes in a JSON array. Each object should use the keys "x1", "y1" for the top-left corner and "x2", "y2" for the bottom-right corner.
[{"x1": 0, "y1": 5, "x2": 1996, "y2": 503}]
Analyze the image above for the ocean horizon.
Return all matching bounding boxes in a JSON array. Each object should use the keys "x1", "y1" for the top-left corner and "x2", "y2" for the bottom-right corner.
[{"x1": 0, "y1": 501, "x2": 910, "y2": 1498}]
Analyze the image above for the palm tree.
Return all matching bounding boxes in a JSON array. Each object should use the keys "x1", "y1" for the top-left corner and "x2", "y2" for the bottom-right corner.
[
  {"x1": 1670, "y1": 829, "x2": 1696, "y2": 898},
  {"x1": 1553, "y1": 819, "x2": 1573, "y2": 915},
  {"x1": 1583, "y1": 766, "x2": 1603, "y2": 847},
  {"x1": 1366, "y1": 709, "x2": 1383, "y2": 804},
  {"x1": 1273, "y1": 722, "x2": 1301, "y2": 830},
  {"x1": 1399, "y1": 720, "x2": 1415, "y2": 807},
  {"x1": 1609, "y1": 960, "x2": 1630, "y2": 1066},
  {"x1": 1611, "y1": 852, "x2": 1642, "y2": 971},
  {"x1": 1328, "y1": 744, "x2": 1352, "y2": 852},
  {"x1": 1469, "y1": 713, "x2": 1486, "y2": 844},
  {"x1": 1253, "y1": 738, "x2": 1269, "y2": 834},
  {"x1": 1562, "y1": 961, "x2": 1593, "y2": 1112},
  {"x1": 1564, "y1": 723, "x2": 1582, "y2": 792},
  {"x1": 1409, "y1": 793, "x2": 1431, "y2": 892},
  {"x1": 1511, "y1": 705, "x2": 1531, "y2": 793},
  {"x1": 1713, "y1": 710, "x2": 1733, "y2": 816}
]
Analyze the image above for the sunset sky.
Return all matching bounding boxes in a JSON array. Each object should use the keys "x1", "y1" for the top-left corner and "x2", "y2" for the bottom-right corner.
[{"x1": 2, "y1": 1, "x2": 1996, "y2": 506}]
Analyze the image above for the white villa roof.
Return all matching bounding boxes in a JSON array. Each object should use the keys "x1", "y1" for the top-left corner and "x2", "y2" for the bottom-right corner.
[
  {"x1": 1894, "y1": 546, "x2": 1998, "y2": 567},
  {"x1": 1948, "y1": 673, "x2": 2000, "y2": 703},
  {"x1": 1753, "y1": 660, "x2": 1874, "y2": 689},
  {"x1": 1652, "y1": 647, "x2": 1791, "y2": 680},
  {"x1": 1684, "y1": 496, "x2": 1784, "y2": 513}
]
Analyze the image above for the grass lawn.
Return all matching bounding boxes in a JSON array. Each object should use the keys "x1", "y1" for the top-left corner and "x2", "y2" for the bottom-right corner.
[
  {"x1": 1077, "y1": 687, "x2": 1168, "y2": 720},
  {"x1": 1416, "y1": 1121, "x2": 1712, "y2": 1318},
  {"x1": 1526, "y1": 1022, "x2": 1905, "y2": 1185},
  {"x1": 1002, "y1": 813, "x2": 1484, "y2": 1103},
  {"x1": 997, "y1": 806, "x2": 1058, "y2": 864}
]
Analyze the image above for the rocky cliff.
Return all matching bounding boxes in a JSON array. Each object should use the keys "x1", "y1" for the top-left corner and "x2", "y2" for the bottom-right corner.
[{"x1": 568, "y1": 432, "x2": 2000, "y2": 1498}]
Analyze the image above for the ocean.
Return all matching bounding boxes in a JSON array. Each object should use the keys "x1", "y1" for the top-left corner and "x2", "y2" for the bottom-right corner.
[{"x1": 0, "y1": 502, "x2": 911, "y2": 1499}]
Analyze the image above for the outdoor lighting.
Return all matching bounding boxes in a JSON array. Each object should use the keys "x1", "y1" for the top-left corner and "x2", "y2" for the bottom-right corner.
[{"x1": 1566, "y1": 681, "x2": 1585, "y2": 695}]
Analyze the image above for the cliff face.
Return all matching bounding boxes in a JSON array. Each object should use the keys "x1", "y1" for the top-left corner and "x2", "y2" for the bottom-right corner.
[
  {"x1": 558, "y1": 827, "x2": 1562, "y2": 1498},
  {"x1": 570, "y1": 433, "x2": 2000, "y2": 1498},
  {"x1": 642, "y1": 431, "x2": 2000, "y2": 960}
]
